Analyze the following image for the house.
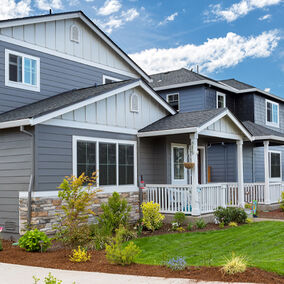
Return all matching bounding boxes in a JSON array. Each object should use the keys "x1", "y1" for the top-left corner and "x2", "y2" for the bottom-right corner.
[{"x1": 0, "y1": 11, "x2": 283, "y2": 237}]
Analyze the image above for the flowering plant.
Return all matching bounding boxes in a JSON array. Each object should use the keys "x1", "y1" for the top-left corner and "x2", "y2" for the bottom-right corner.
[
  {"x1": 171, "y1": 222, "x2": 179, "y2": 231},
  {"x1": 0, "y1": 227, "x2": 3, "y2": 251},
  {"x1": 166, "y1": 256, "x2": 187, "y2": 271}
]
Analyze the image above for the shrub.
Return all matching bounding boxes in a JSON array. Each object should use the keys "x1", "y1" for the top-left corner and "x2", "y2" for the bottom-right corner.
[
  {"x1": 214, "y1": 207, "x2": 247, "y2": 225},
  {"x1": 219, "y1": 221, "x2": 225, "y2": 229},
  {"x1": 174, "y1": 212, "x2": 186, "y2": 226},
  {"x1": 105, "y1": 226, "x2": 141, "y2": 265},
  {"x1": 176, "y1": 227, "x2": 185, "y2": 232},
  {"x1": 69, "y1": 246, "x2": 91, "y2": 263},
  {"x1": 89, "y1": 223, "x2": 112, "y2": 250},
  {"x1": 141, "y1": 201, "x2": 165, "y2": 231},
  {"x1": 187, "y1": 223, "x2": 193, "y2": 231},
  {"x1": 33, "y1": 273, "x2": 63, "y2": 284},
  {"x1": 280, "y1": 191, "x2": 284, "y2": 211},
  {"x1": 18, "y1": 229, "x2": 51, "y2": 252},
  {"x1": 229, "y1": 222, "x2": 238, "y2": 227},
  {"x1": 166, "y1": 256, "x2": 187, "y2": 271},
  {"x1": 222, "y1": 253, "x2": 247, "y2": 275},
  {"x1": 246, "y1": 218, "x2": 253, "y2": 224},
  {"x1": 0, "y1": 226, "x2": 3, "y2": 251},
  {"x1": 55, "y1": 173, "x2": 98, "y2": 248},
  {"x1": 134, "y1": 219, "x2": 143, "y2": 237},
  {"x1": 195, "y1": 218, "x2": 206, "y2": 229},
  {"x1": 98, "y1": 192, "x2": 131, "y2": 232},
  {"x1": 171, "y1": 222, "x2": 179, "y2": 231}
]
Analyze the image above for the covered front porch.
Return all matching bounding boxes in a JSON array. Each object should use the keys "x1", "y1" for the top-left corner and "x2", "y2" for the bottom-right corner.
[{"x1": 138, "y1": 108, "x2": 284, "y2": 216}]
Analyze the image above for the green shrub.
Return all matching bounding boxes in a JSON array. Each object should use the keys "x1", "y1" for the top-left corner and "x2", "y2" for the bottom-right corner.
[
  {"x1": 19, "y1": 229, "x2": 51, "y2": 252},
  {"x1": 174, "y1": 212, "x2": 186, "y2": 226},
  {"x1": 187, "y1": 223, "x2": 193, "y2": 231},
  {"x1": 0, "y1": 239, "x2": 2, "y2": 251},
  {"x1": 98, "y1": 192, "x2": 131, "y2": 232},
  {"x1": 214, "y1": 207, "x2": 247, "y2": 226},
  {"x1": 229, "y1": 222, "x2": 238, "y2": 227},
  {"x1": 89, "y1": 223, "x2": 112, "y2": 250},
  {"x1": 105, "y1": 225, "x2": 141, "y2": 265},
  {"x1": 33, "y1": 273, "x2": 63, "y2": 284},
  {"x1": 195, "y1": 218, "x2": 206, "y2": 229},
  {"x1": 280, "y1": 191, "x2": 284, "y2": 211},
  {"x1": 222, "y1": 253, "x2": 247, "y2": 275},
  {"x1": 141, "y1": 201, "x2": 165, "y2": 231},
  {"x1": 219, "y1": 221, "x2": 225, "y2": 229},
  {"x1": 69, "y1": 246, "x2": 91, "y2": 263}
]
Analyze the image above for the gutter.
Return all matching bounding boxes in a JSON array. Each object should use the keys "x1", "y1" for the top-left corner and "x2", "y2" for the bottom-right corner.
[{"x1": 20, "y1": 126, "x2": 34, "y2": 229}]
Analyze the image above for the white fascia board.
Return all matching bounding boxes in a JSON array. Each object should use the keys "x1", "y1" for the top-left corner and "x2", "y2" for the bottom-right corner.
[
  {"x1": 139, "y1": 81, "x2": 176, "y2": 115},
  {"x1": 253, "y1": 136, "x2": 284, "y2": 142},
  {"x1": 0, "y1": 118, "x2": 32, "y2": 129},
  {"x1": 199, "y1": 129, "x2": 243, "y2": 141},
  {"x1": 197, "y1": 109, "x2": 228, "y2": 132},
  {"x1": 137, "y1": 127, "x2": 198, "y2": 137}
]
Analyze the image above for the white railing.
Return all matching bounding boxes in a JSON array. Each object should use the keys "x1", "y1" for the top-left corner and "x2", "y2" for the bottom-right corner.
[
  {"x1": 244, "y1": 183, "x2": 265, "y2": 204},
  {"x1": 226, "y1": 183, "x2": 239, "y2": 206},
  {"x1": 270, "y1": 183, "x2": 283, "y2": 204},
  {"x1": 146, "y1": 184, "x2": 192, "y2": 213}
]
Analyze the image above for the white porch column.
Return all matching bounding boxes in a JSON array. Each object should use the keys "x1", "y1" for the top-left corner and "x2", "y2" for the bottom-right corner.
[
  {"x1": 263, "y1": 141, "x2": 270, "y2": 204},
  {"x1": 190, "y1": 132, "x2": 200, "y2": 216},
  {"x1": 237, "y1": 140, "x2": 245, "y2": 207}
]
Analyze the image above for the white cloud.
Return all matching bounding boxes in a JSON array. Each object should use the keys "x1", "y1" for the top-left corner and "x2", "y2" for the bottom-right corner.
[
  {"x1": 98, "y1": 0, "x2": 121, "y2": 16},
  {"x1": 259, "y1": 14, "x2": 272, "y2": 20},
  {"x1": 0, "y1": 0, "x2": 31, "y2": 20},
  {"x1": 158, "y1": 12, "x2": 178, "y2": 26},
  {"x1": 35, "y1": 0, "x2": 63, "y2": 10},
  {"x1": 207, "y1": 0, "x2": 283, "y2": 22},
  {"x1": 129, "y1": 30, "x2": 280, "y2": 74},
  {"x1": 96, "y1": 8, "x2": 139, "y2": 33}
]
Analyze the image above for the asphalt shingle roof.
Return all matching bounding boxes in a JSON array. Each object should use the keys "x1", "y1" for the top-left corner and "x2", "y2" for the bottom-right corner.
[
  {"x1": 242, "y1": 121, "x2": 284, "y2": 138},
  {"x1": 150, "y1": 68, "x2": 219, "y2": 89},
  {"x1": 139, "y1": 108, "x2": 226, "y2": 132},
  {"x1": 220, "y1": 79, "x2": 255, "y2": 90},
  {"x1": 0, "y1": 79, "x2": 137, "y2": 123}
]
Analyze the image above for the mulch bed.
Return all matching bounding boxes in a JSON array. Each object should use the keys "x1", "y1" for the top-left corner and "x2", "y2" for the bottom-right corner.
[
  {"x1": 259, "y1": 208, "x2": 284, "y2": 219},
  {"x1": 0, "y1": 240, "x2": 283, "y2": 283}
]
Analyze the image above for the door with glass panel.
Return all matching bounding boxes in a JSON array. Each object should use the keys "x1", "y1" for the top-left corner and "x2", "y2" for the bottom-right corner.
[{"x1": 171, "y1": 144, "x2": 187, "y2": 185}]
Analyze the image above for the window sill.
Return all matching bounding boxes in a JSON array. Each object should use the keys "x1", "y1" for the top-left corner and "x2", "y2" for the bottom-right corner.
[
  {"x1": 97, "y1": 185, "x2": 138, "y2": 193},
  {"x1": 5, "y1": 80, "x2": 40, "y2": 92},
  {"x1": 266, "y1": 121, "x2": 279, "y2": 128}
]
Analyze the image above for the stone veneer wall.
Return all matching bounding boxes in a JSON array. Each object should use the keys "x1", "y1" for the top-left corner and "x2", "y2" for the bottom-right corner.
[{"x1": 19, "y1": 191, "x2": 140, "y2": 235}]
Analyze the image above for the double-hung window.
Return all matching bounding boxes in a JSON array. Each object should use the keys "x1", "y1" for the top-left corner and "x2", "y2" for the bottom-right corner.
[
  {"x1": 216, "y1": 92, "x2": 226, "y2": 108},
  {"x1": 5, "y1": 49, "x2": 40, "y2": 92},
  {"x1": 167, "y1": 93, "x2": 179, "y2": 111},
  {"x1": 269, "y1": 151, "x2": 281, "y2": 181},
  {"x1": 266, "y1": 99, "x2": 279, "y2": 128},
  {"x1": 74, "y1": 137, "x2": 136, "y2": 189}
]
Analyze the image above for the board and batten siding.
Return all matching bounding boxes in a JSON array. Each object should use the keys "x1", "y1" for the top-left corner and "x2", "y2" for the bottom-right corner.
[
  {"x1": 0, "y1": 41, "x2": 130, "y2": 114},
  {"x1": 0, "y1": 18, "x2": 135, "y2": 75},
  {"x1": 0, "y1": 128, "x2": 32, "y2": 234}
]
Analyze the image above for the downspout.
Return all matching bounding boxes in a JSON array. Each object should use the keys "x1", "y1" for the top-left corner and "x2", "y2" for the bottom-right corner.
[{"x1": 20, "y1": 126, "x2": 34, "y2": 229}]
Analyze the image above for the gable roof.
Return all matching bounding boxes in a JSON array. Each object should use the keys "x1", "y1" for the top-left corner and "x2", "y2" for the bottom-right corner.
[
  {"x1": 0, "y1": 79, "x2": 175, "y2": 129},
  {"x1": 220, "y1": 79, "x2": 255, "y2": 90},
  {"x1": 0, "y1": 11, "x2": 151, "y2": 83}
]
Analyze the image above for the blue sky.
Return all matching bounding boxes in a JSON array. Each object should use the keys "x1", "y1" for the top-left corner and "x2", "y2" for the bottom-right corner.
[{"x1": 2, "y1": 0, "x2": 284, "y2": 96}]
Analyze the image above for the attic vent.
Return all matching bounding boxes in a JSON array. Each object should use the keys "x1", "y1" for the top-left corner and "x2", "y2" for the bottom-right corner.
[
  {"x1": 5, "y1": 221, "x2": 16, "y2": 233},
  {"x1": 70, "y1": 24, "x2": 80, "y2": 43},
  {"x1": 130, "y1": 93, "x2": 139, "y2": 113}
]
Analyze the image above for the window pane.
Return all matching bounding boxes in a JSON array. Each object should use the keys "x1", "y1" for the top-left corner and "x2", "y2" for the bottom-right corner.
[
  {"x1": 31, "y1": 60, "x2": 37, "y2": 85},
  {"x1": 270, "y1": 152, "x2": 281, "y2": 178},
  {"x1": 77, "y1": 141, "x2": 96, "y2": 179},
  {"x1": 272, "y1": 104, "x2": 278, "y2": 124},
  {"x1": 24, "y1": 58, "x2": 31, "y2": 84},
  {"x1": 218, "y1": 95, "x2": 224, "y2": 108},
  {"x1": 99, "y1": 143, "x2": 116, "y2": 186},
  {"x1": 173, "y1": 147, "x2": 184, "y2": 180},
  {"x1": 267, "y1": 102, "x2": 272, "y2": 122},
  {"x1": 9, "y1": 54, "x2": 22, "y2": 82},
  {"x1": 167, "y1": 94, "x2": 179, "y2": 111},
  {"x1": 119, "y1": 144, "x2": 134, "y2": 185}
]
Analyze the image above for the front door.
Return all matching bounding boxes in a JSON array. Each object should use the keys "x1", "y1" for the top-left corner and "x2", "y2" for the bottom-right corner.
[{"x1": 171, "y1": 144, "x2": 187, "y2": 185}]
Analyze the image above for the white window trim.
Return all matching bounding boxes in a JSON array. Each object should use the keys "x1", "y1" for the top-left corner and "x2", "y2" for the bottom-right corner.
[
  {"x1": 268, "y1": 150, "x2": 282, "y2": 182},
  {"x1": 70, "y1": 24, "x2": 80, "y2": 43},
  {"x1": 102, "y1": 75, "x2": 121, "y2": 84},
  {"x1": 266, "y1": 99, "x2": 279, "y2": 128},
  {"x1": 171, "y1": 143, "x2": 187, "y2": 185},
  {"x1": 216, "y1": 92, "x2": 226, "y2": 108},
  {"x1": 166, "y1": 93, "x2": 180, "y2": 111},
  {"x1": 72, "y1": 136, "x2": 137, "y2": 191},
  {"x1": 5, "y1": 49, "x2": 40, "y2": 92},
  {"x1": 130, "y1": 93, "x2": 139, "y2": 113}
]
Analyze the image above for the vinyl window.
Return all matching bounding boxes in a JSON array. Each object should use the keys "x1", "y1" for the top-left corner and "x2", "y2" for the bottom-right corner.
[
  {"x1": 266, "y1": 99, "x2": 279, "y2": 127},
  {"x1": 216, "y1": 92, "x2": 226, "y2": 108},
  {"x1": 167, "y1": 93, "x2": 179, "y2": 111},
  {"x1": 269, "y1": 151, "x2": 281, "y2": 180}
]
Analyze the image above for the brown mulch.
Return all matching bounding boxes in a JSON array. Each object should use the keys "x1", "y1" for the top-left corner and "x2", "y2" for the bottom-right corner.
[
  {"x1": 258, "y1": 208, "x2": 284, "y2": 219},
  {"x1": 0, "y1": 241, "x2": 284, "y2": 284}
]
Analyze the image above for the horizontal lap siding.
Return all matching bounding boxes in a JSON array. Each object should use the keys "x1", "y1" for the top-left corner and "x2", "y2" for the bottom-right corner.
[
  {"x1": 0, "y1": 128, "x2": 32, "y2": 233},
  {"x1": 0, "y1": 41, "x2": 130, "y2": 114},
  {"x1": 35, "y1": 124, "x2": 136, "y2": 191}
]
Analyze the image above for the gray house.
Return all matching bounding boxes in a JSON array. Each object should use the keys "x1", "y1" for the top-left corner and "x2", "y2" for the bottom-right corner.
[{"x1": 0, "y1": 11, "x2": 283, "y2": 237}]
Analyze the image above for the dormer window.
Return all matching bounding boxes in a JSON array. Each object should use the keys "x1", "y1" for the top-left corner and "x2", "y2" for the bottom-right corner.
[
  {"x1": 70, "y1": 24, "x2": 80, "y2": 43},
  {"x1": 5, "y1": 49, "x2": 40, "y2": 92},
  {"x1": 216, "y1": 92, "x2": 226, "y2": 108},
  {"x1": 167, "y1": 93, "x2": 179, "y2": 111},
  {"x1": 130, "y1": 93, "x2": 139, "y2": 112},
  {"x1": 266, "y1": 99, "x2": 279, "y2": 128}
]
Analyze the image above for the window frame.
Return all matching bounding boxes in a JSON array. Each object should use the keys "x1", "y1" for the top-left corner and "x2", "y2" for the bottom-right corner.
[
  {"x1": 73, "y1": 136, "x2": 137, "y2": 191},
  {"x1": 5, "y1": 49, "x2": 40, "y2": 92},
  {"x1": 268, "y1": 150, "x2": 282, "y2": 182},
  {"x1": 166, "y1": 93, "x2": 180, "y2": 111},
  {"x1": 216, "y1": 92, "x2": 226, "y2": 109},
  {"x1": 130, "y1": 93, "x2": 139, "y2": 113},
  {"x1": 266, "y1": 99, "x2": 279, "y2": 128},
  {"x1": 102, "y1": 75, "x2": 121, "y2": 84}
]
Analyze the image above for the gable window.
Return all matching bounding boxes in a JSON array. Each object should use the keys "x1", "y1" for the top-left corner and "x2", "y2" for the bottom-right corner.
[
  {"x1": 103, "y1": 75, "x2": 120, "y2": 84},
  {"x1": 5, "y1": 49, "x2": 40, "y2": 92},
  {"x1": 266, "y1": 99, "x2": 279, "y2": 127},
  {"x1": 216, "y1": 92, "x2": 226, "y2": 108},
  {"x1": 130, "y1": 93, "x2": 139, "y2": 112},
  {"x1": 269, "y1": 151, "x2": 281, "y2": 180},
  {"x1": 70, "y1": 24, "x2": 80, "y2": 43},
  {"x1": 74, "y1": 136, "x2": 136, "y2": 189},
  {"x1": 167, "y1": 93, "x2": 179, "y2": 111}
]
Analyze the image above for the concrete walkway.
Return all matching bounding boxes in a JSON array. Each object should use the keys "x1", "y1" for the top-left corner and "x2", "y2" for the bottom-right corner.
[
  {"x1": 0, "y1": 262, "x2": 252, "y2": 284},
  {"x1": 253, "y1": 217, "x2": 284, "y2": 222}
]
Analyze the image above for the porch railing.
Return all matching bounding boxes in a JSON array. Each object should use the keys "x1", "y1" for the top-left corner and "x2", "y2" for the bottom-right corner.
[
  {"x1": 270, "y1": 183, "x2": 282, "y2": 204},
  {"x1": 244, "y1": 183, "x2": 265, "y2": 204}
]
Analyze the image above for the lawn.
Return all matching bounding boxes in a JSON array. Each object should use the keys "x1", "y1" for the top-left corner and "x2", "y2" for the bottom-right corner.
[{"x1": 132, "y1": 221, "x2": 284, "y2": 275}]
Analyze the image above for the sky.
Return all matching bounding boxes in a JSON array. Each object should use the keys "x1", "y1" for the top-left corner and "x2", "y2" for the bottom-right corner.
[{"x1": 1, "y1": 0, "x2": 284, "y2": 96}]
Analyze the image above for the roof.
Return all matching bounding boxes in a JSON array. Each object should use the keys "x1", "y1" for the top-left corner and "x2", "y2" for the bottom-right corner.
[
  {"x1": 220, "y1": 79, "x2": 255, "y2": 90},
  {"x1": 139, "y1": 108, "x2": 227, "y2": 132},
  {"x1": 150, "y1": 68, "x2": 218, "y2": 89},
  {"x1": 243, "y1": 121, "x2": 284, "y2": 139},
  {"x1": 0, "y1": 11, "x2": 151, "y2": 82}
]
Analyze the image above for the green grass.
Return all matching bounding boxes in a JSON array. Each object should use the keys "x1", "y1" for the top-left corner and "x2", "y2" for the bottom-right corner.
[{"x1": 132, "y1": 222, "x2": 284, "y2": 275}]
